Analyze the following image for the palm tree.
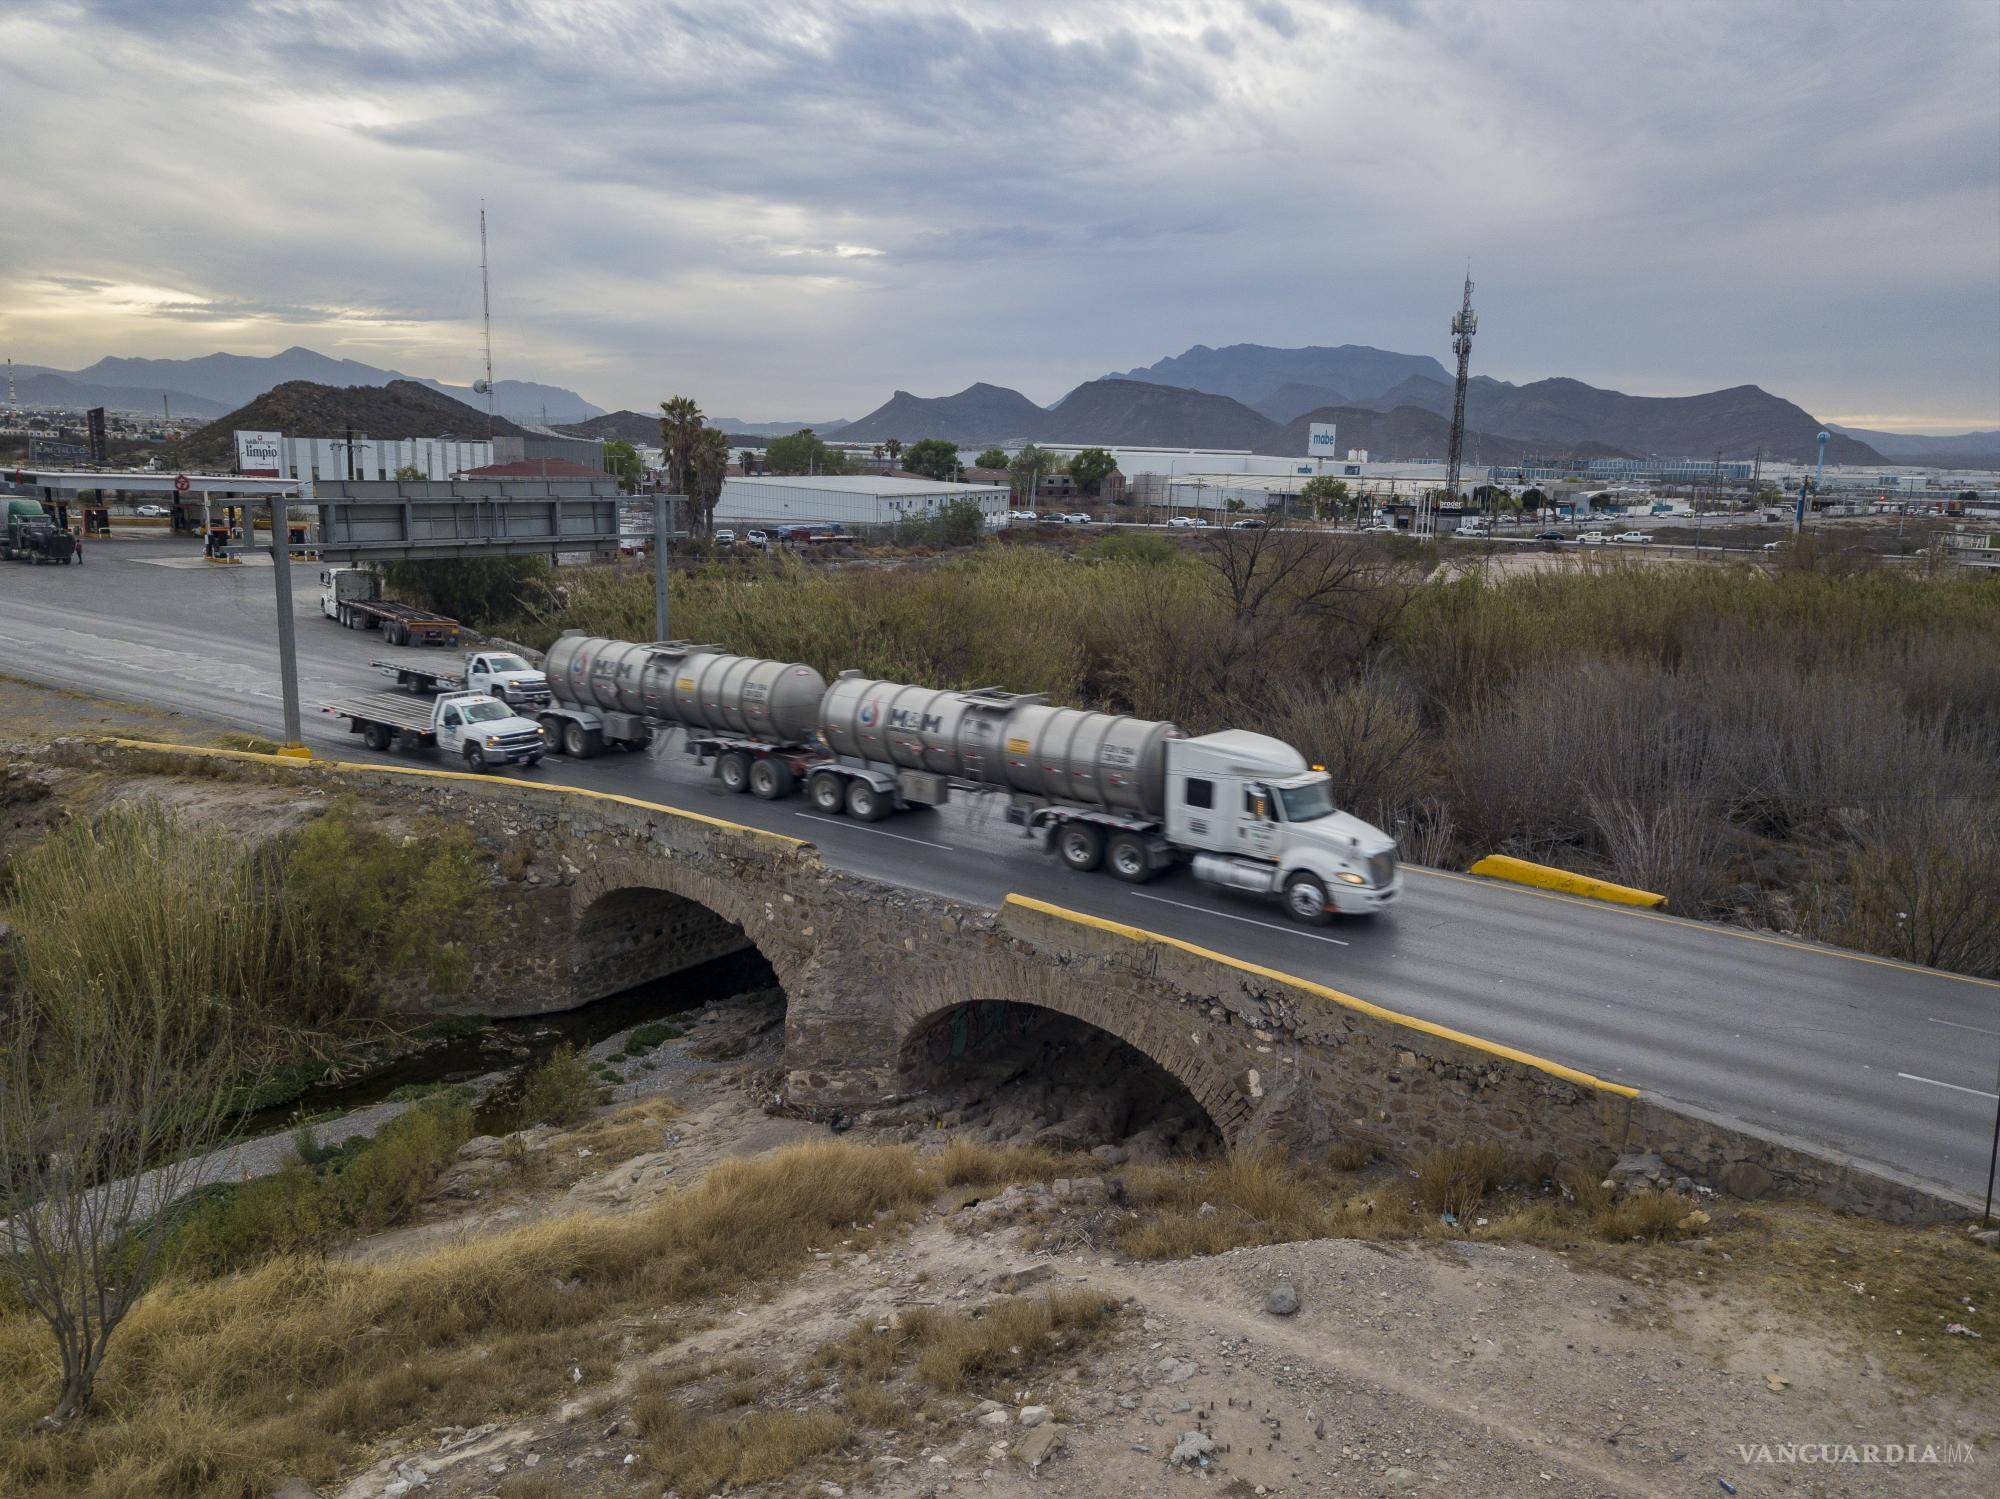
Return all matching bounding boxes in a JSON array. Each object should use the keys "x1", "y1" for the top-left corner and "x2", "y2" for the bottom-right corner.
[
  {"x1": 658, "y1": 396, "x2": 704, "y2": 499},
  {"x1": 884, "y1": 437, "x2": 904, "y2": 471},
  {"x1": 687, "y1": 426, "x2": 731, "y2": 535}
]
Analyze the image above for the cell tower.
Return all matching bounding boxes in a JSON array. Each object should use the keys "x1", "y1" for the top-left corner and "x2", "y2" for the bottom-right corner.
[
  {"x1": 474, "y1": 203, "x2": 496, "y2": 439},
  {"x1": 1437, "y1": 268, "x2": 1477, "y2": 534},
  {"x1": 4, "y1": 358, "x2": 15, "y2": 419}
]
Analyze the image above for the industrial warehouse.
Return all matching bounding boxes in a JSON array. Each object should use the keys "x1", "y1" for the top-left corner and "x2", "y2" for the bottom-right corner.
[{"x1": 712, "y1": 473, "x2": 1009, "y2": 530}]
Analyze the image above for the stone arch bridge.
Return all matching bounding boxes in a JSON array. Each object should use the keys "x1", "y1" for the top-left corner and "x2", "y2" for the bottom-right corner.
[{"x1": 82, "y1": 740, "x2": 1960, "y2": 1221}]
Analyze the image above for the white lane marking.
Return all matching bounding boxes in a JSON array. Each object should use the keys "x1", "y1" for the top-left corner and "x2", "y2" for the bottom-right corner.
[
  {"x1": 1129, "y1": 891, "x2": 1349, "y2": 946},
  {"x1": 794, "y1": 812, "x2": 953, "y2": 850},
  {"x1": 1928, "y1": 1016, "x2": 2000, "y2": 1038},
  {"x1": 1898, "y1": 1072, "x2": 2000, "y2": 1101}
]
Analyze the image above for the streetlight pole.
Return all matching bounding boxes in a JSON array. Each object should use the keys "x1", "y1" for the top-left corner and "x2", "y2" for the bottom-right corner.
[
  {"x1": 265, "y1": 491, "x2": 304, "y2": 752},
  {"x1": 653, "y1": 488, "x2": 673, "y2": 642}
]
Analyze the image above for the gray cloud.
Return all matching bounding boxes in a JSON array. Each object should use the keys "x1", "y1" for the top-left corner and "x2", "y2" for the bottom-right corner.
[{"x1": 1, "y1": 0, "x2": 1994, "y2": 429}]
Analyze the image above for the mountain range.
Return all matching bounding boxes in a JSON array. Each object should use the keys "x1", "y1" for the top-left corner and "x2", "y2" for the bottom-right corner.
[
  {"x1": 9, "y1": 347, "x2": 602, "y2": 425},
  {"x1": 826, "y1": 350, "x2": 1885, "y2": 465},
  {"x1": 1827, "y1": 424, "x2": 2000, "y2": 468}
]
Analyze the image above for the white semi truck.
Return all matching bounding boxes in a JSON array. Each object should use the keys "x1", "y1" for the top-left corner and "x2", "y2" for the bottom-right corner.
[{"x1": 537, "y1": 635, "x2": 1399, "y2": 924}]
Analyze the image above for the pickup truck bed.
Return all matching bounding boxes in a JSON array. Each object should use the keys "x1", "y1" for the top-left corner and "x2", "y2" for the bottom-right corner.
[{"x1": 323, "y1": 692, "x2": 443, "y2": 738}]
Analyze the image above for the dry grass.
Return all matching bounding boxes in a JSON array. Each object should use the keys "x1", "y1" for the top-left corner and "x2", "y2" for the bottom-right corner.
[
  {"x1": 817, "y1": 1291, "x2": 1118, "y2": 1396},
  {"x1": 0, "y1": 1141, "x2": 937, "y2": 1499},
  {"x1": 928, "y1": 1137, "x2": 1072, "y2": 1188},
  {"x1": 637, "y1": 1403, "x2": 851, "y2": 1495},
  {"x1": 1412, "y1": 1141, "x2": 1512, "y2": 1220}
]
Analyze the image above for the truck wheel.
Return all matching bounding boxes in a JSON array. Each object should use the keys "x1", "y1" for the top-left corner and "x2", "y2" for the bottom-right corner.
[
  {"x1": 564, "y1": 721, "x2": 601, "y2": 758},
  {"x1": 808, "y1": 771, "x2": 846, "y2": 814},
  {"x1": 717, "y1": 751, "x2": 752, "y2": 793},
  {"x1": 1283, "y1": 873, "x2": 1334, "y2": 926},
  {"x1": 540, "y1": 716, "x2": 564, "y2": 753},
  {"x1": 463, "y1": 744, "x2": 489, "y2": 773},
  {"x1": 845, "y1": 779, "x2": 889, "y2": 822},
  {"x1": 1057, "y1": 823, "x2": 1105, "y2": 873},
  {"x1": 749, "y1": 758, "x2": 795, "y2": 800},
  {"x1": 1106, "y1": 832, "x2": 1152, "y2": 883},
  {"x1": 362, "y1": 722, "x2": 392, "y2": 752},
  {"x1": 525, "y1": 753, "x2": 543, "y2": 768}
]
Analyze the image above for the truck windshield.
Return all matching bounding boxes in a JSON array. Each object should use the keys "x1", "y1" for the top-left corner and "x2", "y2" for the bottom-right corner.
[
  {"x1": 1276, "y1": 781, "x2": 1336, "y2": 822},
  {"x1": 462, "y1": 700, "x2": 513, "y2": 723},
  {"x1": 486, "y1": 655, "x2": 529, "y2": 672}
]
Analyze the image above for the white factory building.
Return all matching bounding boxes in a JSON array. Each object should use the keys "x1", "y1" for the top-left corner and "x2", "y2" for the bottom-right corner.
[
  {"x1": 715, "y1": 474, "x2": 1009, "y2": 528},
  {"x1": 233, "y1": 430, "x2": 494, "y2": 485}
]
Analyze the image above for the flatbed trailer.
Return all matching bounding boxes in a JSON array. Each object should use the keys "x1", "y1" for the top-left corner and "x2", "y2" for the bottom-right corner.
[
  {"x1": 371, "y1": 654, "x2": 552, "y2": 709},
  {"x1": 337, "y1": 599, "x2": 460, "y2": 646}
]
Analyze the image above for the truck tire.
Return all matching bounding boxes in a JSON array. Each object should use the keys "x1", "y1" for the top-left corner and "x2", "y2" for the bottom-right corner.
[
  {"x1": 540, "y1": 715, "x2": 564, "y2": 752},
  {"x1": 563, "y1": 721, "x2": 602, "y2": 759},
  {"x1": 362, "y1": 722, "x2": 392, "y2": 752},
  {"x1": 464, "y1": 744, "x2": 489, "y2": 773},
  {"x1": 845, "y1": 779, "x2": 889, "y2": 822},
  {"x1": 749, "y1": 758, "x2": 794, "y2": 800},
  {"x1": 717, "y1": 751, "x2": 752, "y2": 793},
  {"x1": 807, "y1": 771, "x2": 846, "y2": 814},
  {"x1": 1282, "y1": 872, "x2": 1334, "y2": 926},
  {"x1": 1057, "y1": 823, "x2": 1105, "y2": 873},
  {"x1": 1105, "y1": 832, "x2": 1153, "y2": 883}
]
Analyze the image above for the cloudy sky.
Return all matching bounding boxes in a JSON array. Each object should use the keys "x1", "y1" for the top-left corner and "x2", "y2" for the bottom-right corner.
[{"x1": 3, "y1": 0, "x2": 1996, "y2": 430}]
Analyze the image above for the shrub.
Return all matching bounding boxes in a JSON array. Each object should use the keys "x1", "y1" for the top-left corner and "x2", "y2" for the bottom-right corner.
[
  {"x1": 1412, "y1": 1141, "x2": 1510, "y2": 1221},
  {"x1": 514, "y1": 1044, "x2": 598, "y2": 1129}
]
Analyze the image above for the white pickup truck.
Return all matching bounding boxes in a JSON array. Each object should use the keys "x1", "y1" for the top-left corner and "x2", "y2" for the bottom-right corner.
[
  {"x1": 373, "y1": 652, "x2": 551, "y2": 710},
  {"x1": 322, "y1": 690, "x2": 547, "y2": 771}
]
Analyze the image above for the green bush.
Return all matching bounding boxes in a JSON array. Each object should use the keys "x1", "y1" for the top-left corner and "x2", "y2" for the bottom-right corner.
[
  {"x1": 380, "y1": 556, "x2": 553, "y2": 630},
  {"x1": 161, "y1": 1095, "x2": 472, "y2": 1278},
  {"x1": 515, "y1": 1044, "x2": 597, "y2": 1129},
  {"x1": 1086, "y1": 531, "x2": 1181, "y2": 566}
]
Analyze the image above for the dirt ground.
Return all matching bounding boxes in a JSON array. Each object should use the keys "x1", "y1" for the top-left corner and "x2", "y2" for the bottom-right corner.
[{"x1": 316, "y1": 1004, "x2": 1995, "y2": 1499}]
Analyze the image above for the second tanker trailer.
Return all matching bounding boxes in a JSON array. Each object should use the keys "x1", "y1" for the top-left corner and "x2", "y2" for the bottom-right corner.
[{"x1": 537, "y1": 633, "x2": 1399, "y2": 923}]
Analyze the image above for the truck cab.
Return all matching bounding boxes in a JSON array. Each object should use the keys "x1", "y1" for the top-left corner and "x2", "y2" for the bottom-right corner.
[
  {"x1": 429, "y1": 692, "x2": 546, "y2": 770},
  {"x1": 1164, "y1": 731, "x2": 1400, "y2": 922},
  {"x1": 320, "y1": 566, "x2": 376, "y2": 618},
  {"x1": 462, "y1": 652, "x2": 551, "y2": 709}
]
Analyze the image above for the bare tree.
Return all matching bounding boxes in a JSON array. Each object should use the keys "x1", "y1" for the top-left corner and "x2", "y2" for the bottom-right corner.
[
  {"x1": 0, "y1": 988, "x2": 243, "y2": 1424},
  {"x1": 1193, "y1": 520, "x2": 1415, "y2": 713}
]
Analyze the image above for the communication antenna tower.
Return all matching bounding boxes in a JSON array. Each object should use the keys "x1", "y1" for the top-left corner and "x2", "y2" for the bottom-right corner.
[
  {"x1": 475, "y1": 203, "x2": 496, "y2": 439},
  {"x1": 1436, "y1": 267, "x2": 1477, "y2": 535},
  {"x1": 4, "y1": 358, "x2": 15, "y2": 419}
]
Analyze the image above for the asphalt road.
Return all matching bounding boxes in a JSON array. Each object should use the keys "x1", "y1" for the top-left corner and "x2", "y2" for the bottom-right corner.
[{"x1": 3, "y1": 533, "x2": 1995, "y2": 1203}]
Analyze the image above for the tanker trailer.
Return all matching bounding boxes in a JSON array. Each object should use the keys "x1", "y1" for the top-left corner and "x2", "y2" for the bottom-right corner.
[
  {"x1": 816, "y1": 672, "x2": 1399, "y2": 924},
  {"x1": 538, "y1": 634, "x2": 829, "y2": 797}
]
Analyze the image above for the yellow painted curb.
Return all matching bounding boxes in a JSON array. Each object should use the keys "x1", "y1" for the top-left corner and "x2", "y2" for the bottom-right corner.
[
  {"x1": 1002, "y1": 893, "x2": 1640, "y2": 1099},
  {"x1": 276, "y1": 744, "x2": 312, "y2": 761},
  {"x1": 1468, "y1": 854, "x2": 1665, "y2": 909},
  {"x1": 99, "y1": 737, "x2": 807, "y2": 850}
]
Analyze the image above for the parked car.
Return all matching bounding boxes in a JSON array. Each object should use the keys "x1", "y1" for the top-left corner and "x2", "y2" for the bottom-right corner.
[
  {"x1": 134, "y1": 503, "x2": 169, "y2": 518},
  {"x1": 1167, "y1": 515, "x2": 1203, "y2": 529},
  {"x1": 713, "y1": 528, "x2": 737, "y2": 546},
  {"x1": 1534, "y1": 529, "x2": 1565, "y2": 541},
  {"x1": 1612, "y1": 531, "x2": 1651, "y2": 544},
  {"x1": 1008, "y1": 510, "x2": 1038, "y2": 523},
  {"x1": 1762, "y1": 539, "x2": 1790, "y2": 552},
  {"x1": 1360, "y1": 522, "x2": 1398, "y2": 534},
  {"x1": 746, "y1": 529, "x2": 769, "y2": 548},
  {"x1": 1061, "y1": 512, "x2": 1091, "y2": 524},
  {"x1": 1229, "y1": 517, "x2": 1266, "y2": 529}
]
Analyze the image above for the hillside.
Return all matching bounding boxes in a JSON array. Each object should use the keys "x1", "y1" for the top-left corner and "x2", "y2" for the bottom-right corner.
[
  {"x1": 1251, "y1": 381, "x2": 1350, "y2": 424},
  {"x1": 36, "y1": 346, "x2": 603, "y2": 424},
  {"x1": 557, "y1": 410, "x2": 658, "y2": 444},
  {"x1": 1259, "y1": 405, "x2": 1632, "y2": 466},
  {"x1": 1045, "y1": 379, "x2": 1277, "y2": 448},
  {"x1": 168, "y1": 380, "x2": 526, "y2": 468},
  {"x1": 1107, "y1": 343, "x2": 1449, "y2": 407},
  {"x1": 837, "y1": 382, "x2": 1052, "y2": 445},
  {"x1": 10, "y1": 366, "x2": 227, "y2": 418},
  {"x1": 1829, "y1": 424, "x2": 2000, "y2": 469}
]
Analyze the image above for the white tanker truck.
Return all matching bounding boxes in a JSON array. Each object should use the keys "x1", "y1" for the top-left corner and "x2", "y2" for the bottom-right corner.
[{"x1": 537, "y1": 634, "x2": 1399, "y2": 924}]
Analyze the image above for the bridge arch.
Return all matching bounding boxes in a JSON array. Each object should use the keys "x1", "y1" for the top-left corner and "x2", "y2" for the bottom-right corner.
[
  {"x1": 892, "y1": 982, "x2": 1252, "y2": 1150},
  {"x1": 567, "y1": 854, "x2": 800, "y2": 1007}
]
